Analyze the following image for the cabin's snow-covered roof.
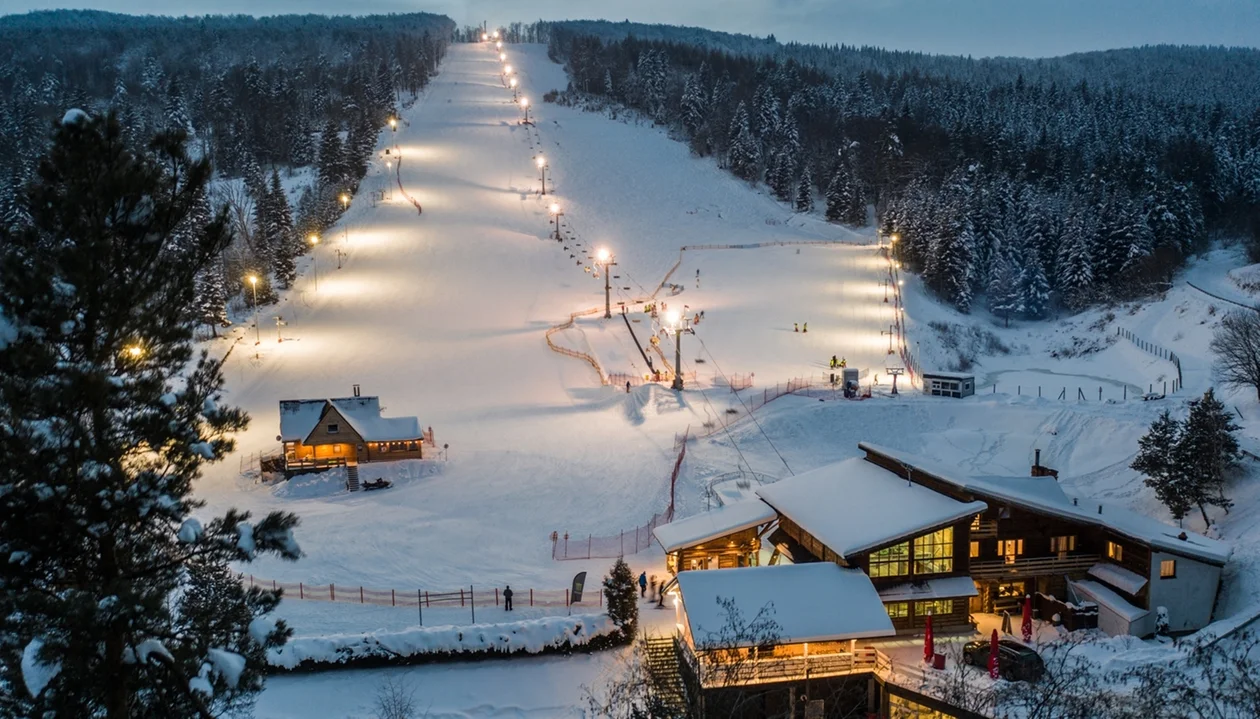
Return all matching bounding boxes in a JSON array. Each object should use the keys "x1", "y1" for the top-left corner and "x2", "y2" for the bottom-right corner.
[
  {"x1": 1087, "y1": 563, "x2": 1148, "y2": 596},
  {"x1": 278, "y1": 397, "x2": 421, "y2": 443},
  {"x1": 278, "y1": 399, "x2": 329, "y2": 441},
  {"x1": 877, "y1": 576, "x2": 979, "y2": 603},
  {"x1": 921, "y1": 371, "x2": 974, "y2": 380},
  {"x1": 677, "y1": 564, "x2": 895, "y2": 648},
  {"x1": 755, "y1": 458, "x2": 987, "y2": 558},
  {"x1": 1071, "y1": 579, "x2": 1150, "y2": 622},
  {"x1": 653, "y1": 499, "x2": 777, "y2": 553},
  {"x1": 330, "y1": 397, "x2": 421, "y2": 442},
  {"x1": 859, "y1": 443, "x2": 1232, "y2": 566}
]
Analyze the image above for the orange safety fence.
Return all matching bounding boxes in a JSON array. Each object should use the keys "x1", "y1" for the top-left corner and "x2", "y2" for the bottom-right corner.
[{"x1": 242, "y1": 575, "x2": 603, "y2": 609}]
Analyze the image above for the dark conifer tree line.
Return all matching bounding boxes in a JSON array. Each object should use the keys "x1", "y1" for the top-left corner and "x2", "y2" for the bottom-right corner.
[
  {"x1": 0, "y1": 10, "x2": 452, "y2": 328},
  {"x1": 544, "y1": 21, "x2": 1260, "y2": 315}
]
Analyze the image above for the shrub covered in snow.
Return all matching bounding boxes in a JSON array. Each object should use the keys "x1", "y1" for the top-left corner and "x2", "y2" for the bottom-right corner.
[{"x1": 266, "y1": 614, "x2": 619, "y2": 672}]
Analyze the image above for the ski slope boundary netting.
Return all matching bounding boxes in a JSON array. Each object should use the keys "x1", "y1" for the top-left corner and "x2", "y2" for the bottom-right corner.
[
  {"x1": 241, "y1": 575, "x2": 603, "y2": 610},
  {"x1": 551, "y1": 428, "x2": 688, "y2": 560}
]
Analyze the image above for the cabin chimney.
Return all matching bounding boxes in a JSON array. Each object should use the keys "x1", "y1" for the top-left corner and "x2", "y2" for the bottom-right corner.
[
  {"x1": 1178, "y1": 531, "x2": 1188, "y2": 541},
  {"x1": 353, "y1": 383, "x2": 361, "y2": 397},
  {"x1": 1072, "y1": 497, "x2": 1078, "y2": 506},
  {"x1": 1030, "y1": 449, "x2": 1059, "y2": 479},
  {"x1": 1034, "y1": 449, "x2": 1041, "y2": 471},
  {"x1": 1098, "y1": 504, "x2": 1103, "y2": 515}
]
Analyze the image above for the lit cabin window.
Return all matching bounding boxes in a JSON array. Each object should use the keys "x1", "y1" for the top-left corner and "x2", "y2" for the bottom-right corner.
[
  {"x1": 915, "y1": 599, "x2": 953, "y2": 616},
  {"x1": 1000, "y1": 539, "x2": 1024, "y2": 564},
  {"x1": 327, "y1": 423, "x2": 339, "y2": 434},
  {"x1": 1160, "y1": 560, "x2": 1176, "y2": 578},
  {"x1": 1107, "y1": 541, "x2": 1124, "y2": 562},
  {"x1": 868, "y1": 542, "x2": 910, "y2": 578},
  {"x1": 886, "y1": 602, "x2": 908, "y2": 618},
  {"x1": 970, "y1": 541, "x2": 980, "y2": 558},
  {"x1": 333, "y1": 444, "x2": 342, "y2": 453}
]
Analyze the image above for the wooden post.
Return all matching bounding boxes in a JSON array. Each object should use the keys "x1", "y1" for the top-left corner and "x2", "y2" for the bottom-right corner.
[
  {"x1": 496, "y1": 587, "x2": 500, "y2": 606},
  {"x1": 331, "y1": 583, "x2": 335, "y2": 601},
  {"x1": 425, "y1": 590, "x2": 429, "y2": 607},
  {"x1": 360, "y1": 586, "x2": 364, "y2": 603},
  {"x1": 392, "y1": 589, "x2": 396, "y2": 606},
  {"x1": 460, "y1": 588, "x2": 464, "y2": 606},
  {"x1": 471, "y1": 585, "x2": 476, "y2": 624},
  {"x1": 418, "y1": 589, "x2": 423, "y2": 626},
  {"x1": 530, "y1": 588, "x2": 534, "y2": 606}
]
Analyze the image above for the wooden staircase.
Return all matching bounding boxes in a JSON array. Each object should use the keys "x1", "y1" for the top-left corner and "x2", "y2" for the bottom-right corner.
[
  {"x1": 644, "y1": 635, "x2": 688, "y2": 716},
  {"x1": 346, "y1": 461, "x2": 360, "y2": 492}
]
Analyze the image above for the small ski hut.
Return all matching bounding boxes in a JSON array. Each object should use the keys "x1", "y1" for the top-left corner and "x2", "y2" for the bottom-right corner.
[
  {"x1": 922, "y1": 371, "x2": 975, "y2": 398},
  {"x1": 278, "y1": 388, "x2": 432, "y2": 475}
]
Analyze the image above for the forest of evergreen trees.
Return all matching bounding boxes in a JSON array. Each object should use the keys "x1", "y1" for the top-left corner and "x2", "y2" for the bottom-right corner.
[
  {"x1": 0, "y1": 10, "x2": 452, "y2": 332},
  {"x1": 544, "y1": 21, "x2": 1260, "y2": 316}
]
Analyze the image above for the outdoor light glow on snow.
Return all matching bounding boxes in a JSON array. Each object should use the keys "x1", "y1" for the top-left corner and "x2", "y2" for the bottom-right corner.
[{"x1": 153, "y1": 35, "x2": 1260, "y2": 719}]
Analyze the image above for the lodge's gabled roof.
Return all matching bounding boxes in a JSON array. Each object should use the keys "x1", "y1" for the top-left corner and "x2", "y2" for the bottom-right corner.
[
  {"x1": 859, "y1": 442, "x2": 1232, "y2": 566},
  {"x1": 755, "y1": 457, "x2": 987, "y2": 559},
  {"x1": 653, "y1": 498, "x2": 777, "y2": 553}
]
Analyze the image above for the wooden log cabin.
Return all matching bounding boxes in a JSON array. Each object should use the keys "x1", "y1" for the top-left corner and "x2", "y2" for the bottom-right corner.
[
  {"x1": 279, "y1": 392, "x2": 429, "y2": 475},
  {"x1": 858, "y1": 442, "x2": 1231, "y2": 636}
]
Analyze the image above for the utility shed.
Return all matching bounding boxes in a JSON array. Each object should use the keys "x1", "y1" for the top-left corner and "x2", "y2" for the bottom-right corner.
[{"x1": 922, "y1": 371, "x2": 975, "y2": 398}]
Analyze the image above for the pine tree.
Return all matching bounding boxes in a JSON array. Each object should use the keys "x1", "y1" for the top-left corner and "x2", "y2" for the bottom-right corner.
[
  {"x1": 987, "y1": 251, "x2": 1020, "y2": 326},
  {"x1": 1019, "y1": 254, "x2": 1051, "y2": 320},
  {"x1": 681, "y1": 72, "x2": 707, "y2": 138},
  {"x1": 1178, "y1": 389, "x2": 1241, "y2": 526},
  {"x1": 602, "y1": 558, "x2": 638, "y2": 643},
  {"x1": 727, "y1": 102, "x2": 760, "y2": 181},
  {"x1": 0, "y1": 112, "x2": 300, "y2": 718},
  {"x1": 825, "y1": 164, "x2": 850, "y2": 222},
  {"x1": 1132, "y1": 410, "x2": 1191, "y2": 523},
  {"x1": 317, "y1": 118, "x2": 345, "y2": 190},
  {"x1": 164, "y1": 77, "x2": 193, "y2": 134},
  {"x1": 269, "y1": 170, "x2": 299, "y2": 289},
  {"x1": 795, "y1": 166, "x2": 814, "y2": 212}
]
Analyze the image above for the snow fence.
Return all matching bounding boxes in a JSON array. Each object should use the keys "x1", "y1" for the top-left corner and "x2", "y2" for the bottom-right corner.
[{"x1": 266, "y1": 613, "x2": 620, "y2": 672}]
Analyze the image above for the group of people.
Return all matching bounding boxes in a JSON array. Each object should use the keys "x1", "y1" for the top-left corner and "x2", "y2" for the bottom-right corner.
[
  {"x1": 829, "y1": 355, "x2": 847, "y2": 369},
  {"x1": 793, "y1": 322, "x2": 808, "y2": 333}
]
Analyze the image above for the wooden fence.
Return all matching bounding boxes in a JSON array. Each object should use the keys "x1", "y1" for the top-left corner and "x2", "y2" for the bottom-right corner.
[
  {"x1": 1116, "y1": 326, "x2": 1182, "y2": 392},
  {"x1": 552, "y1": 427, "x2": 688, "y2": 560},
  {"x1": 242, "y1": 575, "x2": 601, "y2": 617}
]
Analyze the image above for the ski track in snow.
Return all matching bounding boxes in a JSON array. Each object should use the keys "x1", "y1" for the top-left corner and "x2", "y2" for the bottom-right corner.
[{"x1": 183, "y1": 44, "x2": 1260, "y2": 716}]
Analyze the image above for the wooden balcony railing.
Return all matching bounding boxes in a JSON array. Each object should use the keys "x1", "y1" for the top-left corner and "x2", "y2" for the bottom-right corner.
[
  {"x1": 970, "y1": 554, "x2": 1099, "y2": 579},
  {"x1": 682, "y1": 643, "x2": 893, "y2": 689},
  {"x1": 970, "y1": 520, "x2": 998, "y2": 538}
]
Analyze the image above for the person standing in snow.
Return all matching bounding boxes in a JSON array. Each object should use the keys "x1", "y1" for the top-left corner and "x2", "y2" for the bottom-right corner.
[
  {"x1": 503, "y1": 585, "x2": 514, "y2": 611},
  {"x1": 794, "y1": 323, "x2": 799, "y2": 332},
  {"x1": 802, "y1": 322, "x2": 808, "y2": 333},
  {"x1": 626, "y1": 381, "x2": 631, "y2": 393},
  {"x1": 638, "y1": 572, "x2": 647, "y2": 598}
]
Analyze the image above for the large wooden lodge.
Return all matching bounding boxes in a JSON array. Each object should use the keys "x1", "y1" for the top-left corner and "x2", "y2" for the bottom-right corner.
[{"x1": 653, "y1": 442, "x2": 1232, "y2": 717}]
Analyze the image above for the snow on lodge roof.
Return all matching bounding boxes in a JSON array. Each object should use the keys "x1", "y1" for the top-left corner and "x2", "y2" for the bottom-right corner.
[
  {"x1": 279, "y1": 397, "x2": 421, "y2": 443},
  {"x1": 677, "y1": 564, "x2": 896, "y2": 648},
  {"x1": 858, "y1": 442, "x2": 1232, "y2": 566},
  {"x1": 755, "y1": 457, "x2": 988, "y2": 558},
  {"x1": 653, "y1": 499, "x2": 778, "y2": 553}
]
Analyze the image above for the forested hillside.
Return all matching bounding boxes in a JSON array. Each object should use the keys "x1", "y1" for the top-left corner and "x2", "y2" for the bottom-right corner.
[
  {"x1": 0, "y1": 10, "x2": 452, "y2": 328},
  {"x1": 543, "y1": 21, "x2": 1260, "y2": 316}
]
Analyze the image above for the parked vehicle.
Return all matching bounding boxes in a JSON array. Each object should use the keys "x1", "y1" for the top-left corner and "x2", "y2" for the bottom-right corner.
[{"x1": 961, "y1": 638, "x2": 1045, "y2": 682}]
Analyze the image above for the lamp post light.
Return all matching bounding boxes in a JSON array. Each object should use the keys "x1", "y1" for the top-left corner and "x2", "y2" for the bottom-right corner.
[
  {"x1": 125, "y1": 344, "x2": 143, "y2": 359},
  {"x1": 496, "y1": 40, "x2": 502, "y2": 51},
  {"x1": 663, "y1": 309, "x2": 692, "y2": 391},
  {"x1": 309, "y1": 234, "x2": 320, "y2": 291},
  {"x1": 493, "y1": 30, "x2": 499, "y2": 39},
  {"x1": 389, "y1": 117, "x2": 398, "y2": 148},
  {"x1": 597, "y1": 247, "x2": 617, "y2": 319},
  {"x1": 276, "y1": 315, "x2": 286, "y2": 343},
  {"x1": 482, "y1": 32, "x2": 488, "y2": 42},
  {"x1": 535, "y1": 153, "x2": 547, "y2": 195},
  {"x1": 509, "y1": 76, "x2": 518, "y2": 100},
  {"x1": 520, "y1": 97, "x2": 531, "y2": 125},
  {"x1": 548, "y1": 202, "x2": 565, "y2": 240},
  {"x1": 336, "y1": 247, "x2": 346, "y2": 269},
  {"x1": 340, "y1": 193, "x2": 350, "y2": 241},
  {"x1": 499, "y1": 52, "x2": 507, "y2": 63},
  {"x1": 247, "y1": 275, "x2": 260, "y2": 345}
]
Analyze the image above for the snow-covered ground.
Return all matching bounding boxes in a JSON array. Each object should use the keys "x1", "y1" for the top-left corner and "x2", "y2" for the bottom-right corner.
[{"x1": 188, "y1": 42, "x2": 1260, "y2": 713}]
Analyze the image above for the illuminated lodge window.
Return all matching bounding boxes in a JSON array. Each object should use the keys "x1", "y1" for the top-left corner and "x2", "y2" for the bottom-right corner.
[
  {"x1": 916, "y1": 599, "x2": 954, "y2": 616},
  {"x1": 869, "y1": 542, "x2": 910, "y2": 578},
  {"x1": 1050, "y1": 535, "x2": 1077, "y2": 555},
  {"x1": 886, "y1": 602, "x2": 909, "y2": 619},
  {"x1": 1000, "y1": 539, "x2": 1024, "y2": 565},
  {"x1": 1160, "y1": 560, "x2": 1176, "y2": 578},
  {"x1": 913, "y1": 527, "x2": 954, "y2": 574},
  {"x1": 970, "y1": 541, "x2": 980, "y2": 558},
  {"x1": 1107, "y1": 541, "x2": 1124, "y2": 562}
]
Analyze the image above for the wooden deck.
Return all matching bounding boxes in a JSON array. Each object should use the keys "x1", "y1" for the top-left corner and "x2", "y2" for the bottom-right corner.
[{"x1": 681, "y1": 641, "x2": 892, "y2": 689}]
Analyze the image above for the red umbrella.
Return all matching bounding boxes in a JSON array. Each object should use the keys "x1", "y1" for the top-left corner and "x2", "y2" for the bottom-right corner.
[
  {"x1": 988, "y1": 628, "x2": 1000, "y2": 680},
  {"x1": 1021, "y1": 594, "x2": 1034, "y2": 642},
  {"x1": 923, "y1": 611, "x2": 934, "y2": 663}
]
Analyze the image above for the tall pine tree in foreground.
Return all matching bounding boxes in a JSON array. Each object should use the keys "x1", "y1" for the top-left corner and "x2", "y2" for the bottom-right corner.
[
  {"x1": 1131, "y1": 410, "x2": 1191, "y2": 523},
  {"x1": 1178, "y1": 388, "x2": 1240, "y2": 526},
  {"x1": 603, "y1": 558, "x2": 639, "y2": 644},
  {"x1": 0, "y1": 112, "x2": 300, "y2": 718}
]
